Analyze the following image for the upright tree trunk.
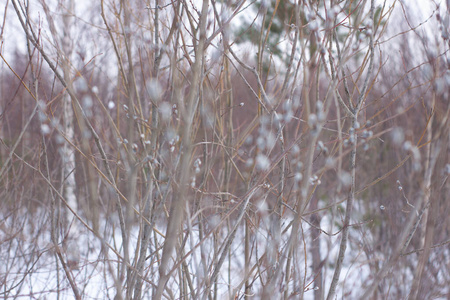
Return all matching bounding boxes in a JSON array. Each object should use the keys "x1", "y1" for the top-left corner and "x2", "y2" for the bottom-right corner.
[{"x1": 60, "y1": 0, "x2": 80, "y2": 269}]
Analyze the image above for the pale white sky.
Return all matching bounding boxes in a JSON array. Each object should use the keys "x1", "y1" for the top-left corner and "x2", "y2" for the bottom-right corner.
[{"x1": 0, "y1": 0, "x2": 446, "y2": 75}]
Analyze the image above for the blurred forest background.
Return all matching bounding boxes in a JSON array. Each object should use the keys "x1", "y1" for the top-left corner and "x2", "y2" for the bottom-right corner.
[{"x1": 0, "y1": 0, "x2": 449, "y2": 299}]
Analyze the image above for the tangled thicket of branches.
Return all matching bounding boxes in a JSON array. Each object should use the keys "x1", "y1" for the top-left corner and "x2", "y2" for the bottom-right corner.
[{"x1": 1, "y1": 0, "x2": 449, "y2": 299}]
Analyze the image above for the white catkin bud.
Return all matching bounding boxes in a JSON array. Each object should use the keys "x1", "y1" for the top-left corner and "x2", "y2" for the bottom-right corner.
[
  {"x1": 362, "y1": 130, "x2": 373, "y2": 139},
  {"x1": 403, "y1": 141, "x2": 412, "y2": 151},
  {"x1": 246, "y1": 158, "x2": 254, "y2": 168},
  {"x1": 340, "y1": 172, "x2": 352, "y2": 187},
  {"x1": 348, "y1": 134, "x2": 355, "y2": 145},
  {"x1": 41, "y1": 124, "x2": 51, "y2": 135},
  {"x1": 308, "y1": 20, "x2": 319, "y2": 31},
  {"x1": 325, "y1": 157, "x2": 335, "y2": 167},
  {"x1": 55, "y1": 134, "x2": 64, "y2": 144},
  {"x1": 316, "y1": 101, "x2": 323, "y2": 111},
  {"x1": 256, "y1": 154, "x2": 270, "y2": 171},
  {"x1": 308, "y1": 114, "x2": 317, "y2": 128},
  {"x1": 194, "y1": 158, "x2": 202, "y2": 174},
  {"x1": 146, "y1": 79, "x2": 162, "y2": 101}
]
